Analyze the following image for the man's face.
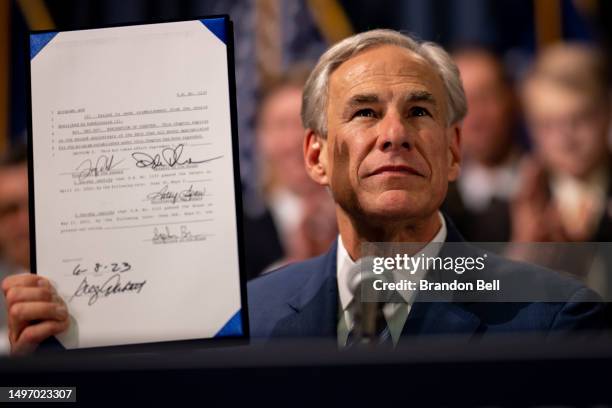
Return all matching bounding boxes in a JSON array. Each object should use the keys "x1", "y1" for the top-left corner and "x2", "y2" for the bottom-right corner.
[
  {"x1": 257, "y1": 85, "x2": 316, "y2": 195},
  {"x1": 317, "y1": 45, "x2": 461, "y2": 223},
  {"x1": 0, "y1": 164, "x2": 29, "y2": 269},
  {"x1": 454, "y1": 52, "x2": 514, "y2": 165}
]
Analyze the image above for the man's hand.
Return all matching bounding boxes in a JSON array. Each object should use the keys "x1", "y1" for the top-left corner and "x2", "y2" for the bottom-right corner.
[{"x1": 2, "y1": 274, "x2": 69, "y2": 355}]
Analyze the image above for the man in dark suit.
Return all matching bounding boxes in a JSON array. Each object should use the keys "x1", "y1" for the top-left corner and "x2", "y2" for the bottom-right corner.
[
  {"x1": 2, "y1": 29, "x2": 607, "y2": 354},
  {"x1": 247, "y1": 29, "x2": 607, "y2": 344},
  {"x1": 248, "y1": 213, "x2": 604, "y2": 342},
  {"x1": 442, "y1": 47, "x2": 522, "y2": 243}
]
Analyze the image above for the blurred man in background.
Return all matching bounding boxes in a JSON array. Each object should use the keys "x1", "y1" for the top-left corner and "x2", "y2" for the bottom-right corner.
[
  {"x1": 243, "y1": 65, "x2": 337, "y2": 278},
  {"x1": 443, "y1": 48, "x2": 522, "y2": 241},
  {"x1": 0, "y1": 145, "x2": 30, "y2": 353}
]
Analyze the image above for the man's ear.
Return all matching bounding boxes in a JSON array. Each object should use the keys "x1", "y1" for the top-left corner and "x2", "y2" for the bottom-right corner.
[
  {"x1": 447, "y1": 124, "x2": 462, "y2": 182},
  {"x1": 303, "y1": 128, "x2": 329, "y2": 186}
]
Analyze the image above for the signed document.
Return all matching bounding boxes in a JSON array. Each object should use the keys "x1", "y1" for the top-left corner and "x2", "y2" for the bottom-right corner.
[{"x1": 28, "y1": 17, "x2": 245, "y2": 349}]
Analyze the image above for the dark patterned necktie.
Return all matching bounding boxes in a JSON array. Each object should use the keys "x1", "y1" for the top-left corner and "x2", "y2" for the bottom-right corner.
[{"x1": 346, "y1": 301, "x2": 393, "y2": 347}]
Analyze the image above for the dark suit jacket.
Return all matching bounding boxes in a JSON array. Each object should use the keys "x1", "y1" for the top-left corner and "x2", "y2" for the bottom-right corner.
[
  {"x1": 442, "y1": 181, "x2": 511, "y2": 242},
  {"x1": 242, "y1": 206, "x2": 284, "y2": 280},
  {"x1": 248, "y1": 217, "x2": 609, "y2": 340},
  {"x1": 443, "y1": 164, "x2": 612, "y2": 243}
]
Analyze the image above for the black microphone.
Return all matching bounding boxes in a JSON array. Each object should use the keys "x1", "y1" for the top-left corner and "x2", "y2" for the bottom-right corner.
[{"x1": 347, "y1": 257, "x2": 391, "y2": 345}]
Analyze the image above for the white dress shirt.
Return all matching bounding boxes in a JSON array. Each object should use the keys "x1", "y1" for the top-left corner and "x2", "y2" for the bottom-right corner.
[
  {"x1": 457, "y1": 156, "x2": 520, "y2": 212},
  {"x1": 268, "y1": 188, "x2": 303, "y2": 247},
  {"x1": 336, "y1": 212, "x2": 447, "y2": 346}
]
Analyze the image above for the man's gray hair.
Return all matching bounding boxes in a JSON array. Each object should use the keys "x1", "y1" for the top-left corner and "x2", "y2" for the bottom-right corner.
[{"x1": 301, "y1": 29, "x2": 467, "y2": 137}]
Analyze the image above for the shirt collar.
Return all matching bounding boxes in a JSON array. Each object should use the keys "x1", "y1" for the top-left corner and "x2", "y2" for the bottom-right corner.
[{"x1": 336, "y1": 211, "x2": 447, "y2": 311}]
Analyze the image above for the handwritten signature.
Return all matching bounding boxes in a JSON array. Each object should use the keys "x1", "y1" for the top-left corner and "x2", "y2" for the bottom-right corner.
[
  {"x1": 69, "y1": 273, "x2": 146, "y2": 306},
  {"x1": 131, "y1": 144, "x2": 223, "y2": 170},
  {"x1": 146, "y1": 184, "x2": 205, "y2": 204},
  {"x1": 152, "y1": 225, "x2": 206, "y2": 244},
  {"x1": 75, "y1": 154, "x2": 124, "y2": 182}
]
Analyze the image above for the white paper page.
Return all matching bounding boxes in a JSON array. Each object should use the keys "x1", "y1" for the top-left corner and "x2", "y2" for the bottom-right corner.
[{"x1": 30, "y1": 20, "x2": 243, "y2": 349}]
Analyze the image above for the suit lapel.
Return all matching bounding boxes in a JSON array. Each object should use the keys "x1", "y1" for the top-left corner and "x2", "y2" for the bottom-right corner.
[
  {"x1": 273, "y1": 241, "x2": 339, "y2": 337},
  {"x1": 400, "y1": 213, "x2": 482, "y2": 339},
  {"x1": 443, "y1": 213, "x2": 466, "y2": 243},
  {"x1": 271, "y1": 214, "x2": 483, "y2": 340}
]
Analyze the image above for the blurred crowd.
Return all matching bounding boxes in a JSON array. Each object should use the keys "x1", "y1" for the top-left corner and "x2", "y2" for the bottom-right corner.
[
  {"x1": 445, "y1": 43, "x2": 612, "y2": 295},
  {"x1": 447, "y1": 43, "x2": 611, "y2": 244}
]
